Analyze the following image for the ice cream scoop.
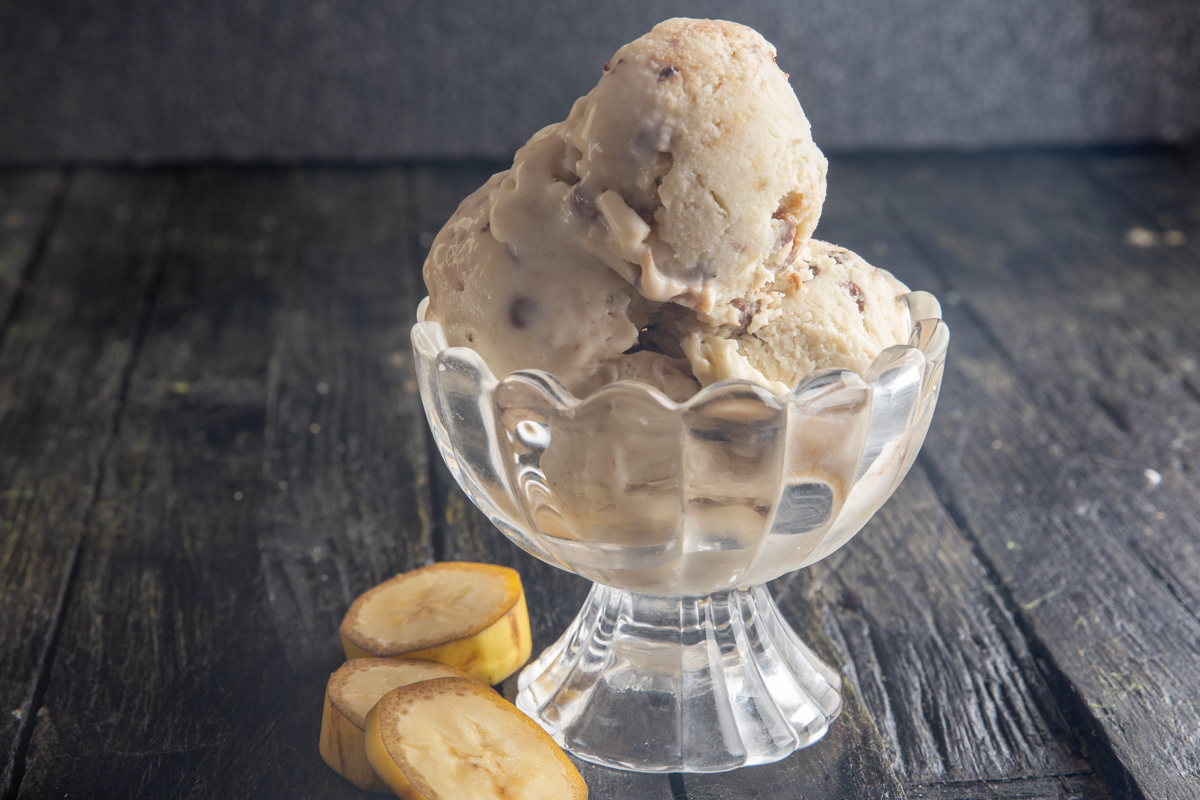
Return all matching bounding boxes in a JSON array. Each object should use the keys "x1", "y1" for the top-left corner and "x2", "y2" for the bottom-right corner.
[
  {"x1": 675, "y1": 240, "x2": 911, "y2": 394},
  {"x1": 423, "y1": 18, "x2": 906, "y2": 401},
  {"x1": 556, "y1": 18, "x2": 827, "y2": 324}
]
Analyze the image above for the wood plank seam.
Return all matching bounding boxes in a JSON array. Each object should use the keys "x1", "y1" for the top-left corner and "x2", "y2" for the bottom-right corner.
[
  {"x1": 0, "y1": 540, "x2": 80, "y2": 800},
  {"x1": 922, "y1": 772, "x2": 1091, "y2": 780},
  {"x1": 917, "y1": 454, "x2": 1144, "y2": 800},
  {"x1": 0, "y1": 173, "x2": 70, "y2": 363},
  {"x1": 877, "y1": 198, "x2": 1029, "y2": 387},
  {"x1": 908, "y1": 774, "x2": 1097, "y2": 800},
  {"x1": 817, "y1": 581, "x2": 906, "y2": 767},
  {"x1": 821, "y1": 576, "x2": 915, "y2": 773},
  {"x1": 0, "y1": 171, "x2": 76, "y2": 800},
  {"x1": 911, "y1": 771, "x2": 1092, "y2": 785},
  {"x1": 904, "y1": 155, "x2": 1200, "y2": 628},
  {"x1": 814, "y1": 552, "x2": 1080, "y2": 790},
  {"x1": 0, "y1": 173, "x2": 181, "y2": 800}
]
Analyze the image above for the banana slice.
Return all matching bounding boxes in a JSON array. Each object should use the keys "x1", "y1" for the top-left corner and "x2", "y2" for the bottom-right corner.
[
  {"x1": 339, "y1": 562, "x2": 532, "y2": 685},
  {"x1": 319, "y1": 657, "x2": 488, "y2": 793},
  {"x1": 365, "y1": 677, "x2": 588, "y2": 800}
]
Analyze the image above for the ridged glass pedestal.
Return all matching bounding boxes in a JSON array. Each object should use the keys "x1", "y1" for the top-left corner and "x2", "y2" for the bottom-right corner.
[{"x1": 516, "y1": 583, "x2": 843, "y2": 772}]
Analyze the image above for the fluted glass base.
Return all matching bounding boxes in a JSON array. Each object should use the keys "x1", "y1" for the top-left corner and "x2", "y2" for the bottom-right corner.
[{"x1": 515, "y1": 583, "x2": 843, "y2": 773}]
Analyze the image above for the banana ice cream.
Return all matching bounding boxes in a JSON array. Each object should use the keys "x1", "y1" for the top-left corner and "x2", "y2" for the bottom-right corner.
[
  {"x1": 423, "y1": 18, "x2": 909, "y2": 401},
  {"x1": 673, "y1": 240, "x2": 912, "y2": 393}
]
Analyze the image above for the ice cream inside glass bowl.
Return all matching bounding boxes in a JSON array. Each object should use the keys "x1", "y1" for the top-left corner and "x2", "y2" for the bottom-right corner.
[{"x1": 413, "y1": 18, "x2": 948, "y2": 773}]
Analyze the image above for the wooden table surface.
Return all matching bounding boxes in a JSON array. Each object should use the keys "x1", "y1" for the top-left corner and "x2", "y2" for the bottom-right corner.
[{"x1": 1, "y1": 150, "x2": 1197, "y2": 800}]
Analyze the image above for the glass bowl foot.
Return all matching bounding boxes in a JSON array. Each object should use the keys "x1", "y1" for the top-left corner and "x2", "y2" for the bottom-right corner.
[{"x1": 516, "y1": 583, "x2": 843, "y2": 773}]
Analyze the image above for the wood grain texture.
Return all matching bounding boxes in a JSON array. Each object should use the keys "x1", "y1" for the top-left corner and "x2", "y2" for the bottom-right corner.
[
  {"x1": 0, "y1": 171, "x2": 169, "y2": 800},
  {"x1": 829, "y1": 152, "x2": 1200, "y2": 799},
  {"x1": 796, "y1": 474, "x2": 1092, "y2": 791},
  {"x1": 16, "y1": 168, "x2": 432, "y2": 798},
  {"x1": 811, "y1": 172, "x2": 1112, "y2": 799},
  {"x1": 906, "y1": 775, "x2": 1100, "y2": 800},
  {"x1": 4, "y1": 154, "x2": 1198, "y2": 799},
  {"x1": 0, "y1": 172, "x2": 63, "y2": 332},
  {"x1": 256, "y1": 168, "x2": 432, "y2": 671}
]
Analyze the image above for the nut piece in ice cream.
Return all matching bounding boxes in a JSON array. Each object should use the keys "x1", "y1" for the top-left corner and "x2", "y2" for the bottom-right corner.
[
  {"x1": 319, "y1": 657, "x2": 488, "y2": 793},
  {"x1": 339, "y1": 562, "x2": 532, "y2": 685},
  {"x1": 678, "y1": 239, "x2": 911, "y2": 393},
  {"x1": 364, "y1": 677, "x2": 588, "y2": 800},
  {"x1": 423, "y1": 18, "x2": 827, "y2": 399}
]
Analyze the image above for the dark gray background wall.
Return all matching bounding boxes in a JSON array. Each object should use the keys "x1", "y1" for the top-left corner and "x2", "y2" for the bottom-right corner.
[{"x1": 2, "y1": 0, "x2": 1198, "y2": 164}]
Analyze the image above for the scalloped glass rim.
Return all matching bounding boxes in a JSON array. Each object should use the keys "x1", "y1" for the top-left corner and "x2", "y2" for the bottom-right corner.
[
  {"x1": 413, "y1": 292, "x2": 947, "y2": 411},
  {"x1": 413, "y1": 291, "x2": 948, "y2": 595}
]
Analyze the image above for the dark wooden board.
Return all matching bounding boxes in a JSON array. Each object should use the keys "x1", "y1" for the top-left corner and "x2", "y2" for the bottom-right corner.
[
  {"x1": 4, "y1": 153, "x2": 1199, "y2": 799},
  {"x1": 0, "y1": 170, "x2": 170, "y2": 800},
  {"x1": 255, "y1": 168, "x2": 433, "y2": 670},
  {"x1": 16, "y1": 168, "x2": 432, "y2": 798},
  {"x1": 813, "y1": 174, "x2": 1110, "y2": 799},
  {"x1": 796, "y1": 474, "x2": 1097, "y2": 798},
  {"x1": 0, "y1": 172, "x2": 64, "y2": 332},
  {"x1": 906, "y1": 776, "x2": 1104, "y2": 800},
  {"x1": 829, "y1": 152, "x2": 1200, "y2": 799}
]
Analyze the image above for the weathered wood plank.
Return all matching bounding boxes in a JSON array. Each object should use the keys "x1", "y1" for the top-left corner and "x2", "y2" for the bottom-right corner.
[
  {"x1": 0, "y1": 171, "x2": 171, "y2": 799},
  {"x1": 0, "y1": 172, "x2": 64, "y2": 335},
  {"x1": 1083, "y1": 149, "x2": 1200, "y2": 452},
  {"x1": 17, "y1": 168, "x2": 432, "y2": 798},
  {"x1": 257, "y1": 169, "x2": 432, "y2": 671},
  {"x1": 802, "y1": 169, "x2": 1101, "y2": 797},
  {"x1": 877, "y1": 152, "x2": 1200, "y2": 615},
  {"x1": 247, "y1": 168, "x2": 435, "y2": 794},
  {"x1": 13, "y1": 154, "x2": 1192, "y2": 799},
  {"x1": 907, "y1": 774, "x2": 1101, "y2": 800},
  {"x1": 840, "y1": 152, "x2": 1200, "y2": 798},
  {"x1": 796, "y1": 475, "x2": 1090, "y2": 790}
]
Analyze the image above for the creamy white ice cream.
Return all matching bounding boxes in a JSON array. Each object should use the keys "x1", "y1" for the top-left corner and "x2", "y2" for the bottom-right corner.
[
  {"x1": 677, "y1": 240, "x2": 910, "y2": 394},
  {"x1": 423, "y1": 18, "x2": 907, "y2": 401}
]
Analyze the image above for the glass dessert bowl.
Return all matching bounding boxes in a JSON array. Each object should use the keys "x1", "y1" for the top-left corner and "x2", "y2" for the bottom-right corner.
[{"x1": 412, "y1": 292, "x2": 948, "y2": 773}]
